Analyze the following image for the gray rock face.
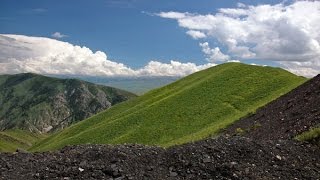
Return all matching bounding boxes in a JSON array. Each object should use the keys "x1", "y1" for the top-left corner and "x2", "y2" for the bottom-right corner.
[{"x1": 0, "y1": 73, "x2": 136, "y2": 133}]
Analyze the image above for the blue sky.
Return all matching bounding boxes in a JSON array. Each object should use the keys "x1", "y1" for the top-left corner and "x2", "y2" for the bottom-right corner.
[
  {"x1": 0, "y1": 0, "x2": 319, "y2": 77},
  {"x1": 0, "y1": 0, "x2": 282, "y2": 67}
]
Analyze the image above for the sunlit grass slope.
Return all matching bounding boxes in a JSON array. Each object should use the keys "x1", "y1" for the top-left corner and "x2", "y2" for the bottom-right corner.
[
  {"x1": 0, "y1": 129, "x2": 47, "y2": 152},
  {"x1": 31, "y1": 63, "x2": 306, "y2": 151}
]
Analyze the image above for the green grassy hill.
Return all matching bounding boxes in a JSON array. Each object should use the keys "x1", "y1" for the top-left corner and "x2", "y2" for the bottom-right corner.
[
  {"x1": 0, "y1": 129, "x2": 47, "y2": 152},
  {"x1": 31, "y1": 63, "x2": 306, "y2": 151}
]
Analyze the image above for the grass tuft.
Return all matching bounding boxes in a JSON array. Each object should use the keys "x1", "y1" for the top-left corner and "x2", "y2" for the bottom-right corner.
[{"x1": 295, "y1": 127, "x2": 320, "y2": 146}]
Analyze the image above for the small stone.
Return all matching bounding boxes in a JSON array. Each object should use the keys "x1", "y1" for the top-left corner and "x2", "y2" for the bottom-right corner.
[
  {"x1": 203, "y1": 157, "x2": 211, "y2": 163},
  {"x1": 231, "y1": 162, "x2": 237, "y2": 165},
  {"x1": 80, "y1": 160, "x2": 87, "y2": 167},
  {"x1": 115, "y1": 176, "x2": 124, "y2": 180},
  {"x1": 245, "y1": 168, "x2": 250, "y2": 174},
  {"x1": 147, "y1": 166, "x2": 153, "y2": 171},
  {"x1": 5, "y1": 163, "x2": 12, "y2": 169},
  {"x1": 170, "y1": 172, "x2": 178, "y2": 177},
  {"x1": 16, "y1": 148, "x2": 28, "y2": 153},
  {"x1": 233, "y1": 173, "x2": 238, "y2": 178},
  {"x1": 113, "y1": 170, "x2": 120, "y2": 177},
  {"x1": 78, "y1": 167, "x2": 84, "y2": 172},
  {"x1": 276, "y1": 155, "x2": 282, "y2": 160},
  {"x1": 111, "y1": 164, "x2": 117, "y2": 170}
]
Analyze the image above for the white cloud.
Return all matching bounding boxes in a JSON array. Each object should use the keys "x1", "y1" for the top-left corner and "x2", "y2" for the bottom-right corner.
[
  {"x1": 137, "y1": 60, "x2": 215, "y2": 76},
  {"x1": 199, "y1": 42, "x2": 230, "y2": 62},
  {"x1": 237, "y1": 2, "x2": 246, "y2": 8},
  {"x1": 156, "y1": 11, "x2": 188, "y2": 19},
  {"x1": 279, "y1": 60, "x2": 320, "y2": 77},
  {"x1": 186, "y1": 30, "x2": 206, "y2": 39},
  {"x1": 51, "y1": 32, "x2": 67, "y2": 39},
  {"x1": 228, "y1": 60, "x2": 240, "y2": 63},
  {"x1": 157, "y1": 1, "x2": 320, "y2": 77},
  {"x1": 0, "y1": 34, "x2": 215, "y2": 77}
]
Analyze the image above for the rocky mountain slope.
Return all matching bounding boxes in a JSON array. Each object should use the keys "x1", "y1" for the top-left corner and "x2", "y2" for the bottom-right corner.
[
  {"x1": 225, "y1": 74, "x2": 320, "y2": 141},
  {"x1": 0, "y1": 73, "x2": 136, "y2": 133}
]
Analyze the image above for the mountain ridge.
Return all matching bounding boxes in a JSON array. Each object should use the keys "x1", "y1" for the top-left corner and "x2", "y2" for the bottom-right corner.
[{"x1": 0, "y1": 73, "x2": 137, "y2": 133}]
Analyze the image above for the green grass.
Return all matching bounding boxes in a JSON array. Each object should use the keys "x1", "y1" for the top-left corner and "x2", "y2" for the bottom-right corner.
[
  {"x1": 295, "y1": 126, "x2": 320, "y2": 145},
  {"x1": 30, "y1": 63, "x2": 306, "y2": 151},
  {"x1": 0, "y1": 129, "x2": 47, "y2": 152}
]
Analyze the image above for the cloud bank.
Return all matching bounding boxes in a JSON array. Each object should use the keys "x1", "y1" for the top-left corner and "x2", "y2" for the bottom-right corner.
[
  {"x1": 0, "y1": 34, "x2": 215, "y2": 77},
  {"x1": 157, "y1": 1, "x2": 320, "y2": 77}
]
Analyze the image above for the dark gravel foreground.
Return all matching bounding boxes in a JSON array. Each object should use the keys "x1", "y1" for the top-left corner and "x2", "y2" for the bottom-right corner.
[{"x1": 0, "y1": 137, "x2": 319, "y2": 179}]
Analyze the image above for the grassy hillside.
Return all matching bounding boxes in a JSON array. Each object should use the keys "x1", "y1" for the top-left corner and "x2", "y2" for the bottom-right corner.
[
  {"x1": 31, "y1": 63, "x2": 306, "y2": 151},
  {"x1": 0, "y1": 129, "x2": 47, "y2": 152},
  {"x1": 0, "y1": 73, "x2": 136, "y2": 133}
]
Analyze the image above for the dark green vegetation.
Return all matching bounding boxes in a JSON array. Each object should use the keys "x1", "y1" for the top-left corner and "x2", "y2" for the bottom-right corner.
[
  {"x1": 0, "y1": 129, "x2": 47, "y2": 152},
  {"x1": 295, "y1": 127, "x2": 320, "y2": 146},
  {"x1": 31, "y1": 63, "x2": 306, "y2": 151},
  {"x1": 0, "y1": 73, "x2": 136, "y2": 133}
]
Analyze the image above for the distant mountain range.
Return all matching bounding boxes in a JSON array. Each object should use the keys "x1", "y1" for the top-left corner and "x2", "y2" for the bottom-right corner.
[
  {"x1": 51, "y1": 75, "x2": 180, "y2": 95},
  {"x1": 31, "y1": 63, "x2": 306, "y2": 151},
  {"x1": 0, "y1": 73, "x2": 136, "y2": 133}
]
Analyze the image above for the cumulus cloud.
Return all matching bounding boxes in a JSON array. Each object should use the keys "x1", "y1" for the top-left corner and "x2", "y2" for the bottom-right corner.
[
  {"x1": 137, "y1": 60, "x2": 215, "y2": 76},
  {"x1": 157, "y1": 1, "x2": 320, "y2": 77},
  {"x1": 237, "y1": 2, "x2": 246, "y2": 8},
  {"x1": 156, "y1": 11, "x2": 188, "y2": 19},
  {"x1": 199, "y1": 42, "x2": 230, "y2": 62},
  {"x1": 51, "y1": 32, "x2": 67, "y2": 39},
  {"x1": 186, "y1": 30, "x2": 206, "y2": 39},
  {"x1": 0, "y1": 34, "x2": 215, "y2": 77}
]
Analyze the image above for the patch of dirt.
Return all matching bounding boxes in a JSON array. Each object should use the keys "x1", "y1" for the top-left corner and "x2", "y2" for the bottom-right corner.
[
  {"x1": 225, "y1": 74, "x2": 320, "y2": 140},
  {"x1": 0, "y1": 137, "x2": 319, "y2": 179}
]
